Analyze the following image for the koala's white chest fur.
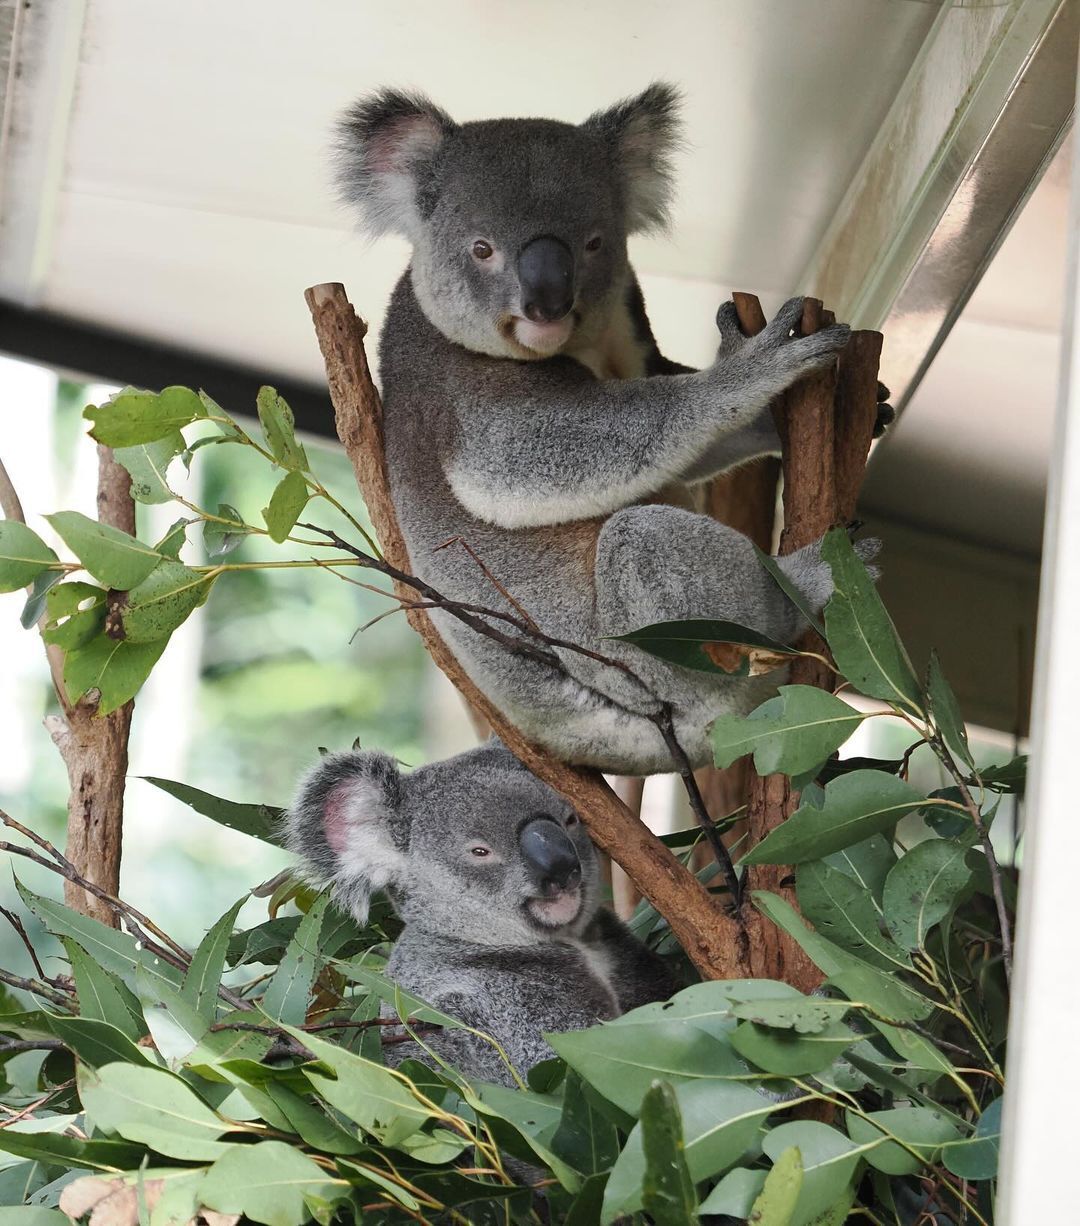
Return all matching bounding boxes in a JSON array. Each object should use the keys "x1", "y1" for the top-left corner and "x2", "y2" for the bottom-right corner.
[
  {"x1": 566, "y1": 297, "x2": 649, "y2": 382},
  {"x1": 563, "y1": 937, "x2": 620, "y2": 1015}
]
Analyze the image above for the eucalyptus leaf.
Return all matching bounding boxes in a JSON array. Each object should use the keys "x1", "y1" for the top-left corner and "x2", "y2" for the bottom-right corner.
[
  {"x1": 846, "y1": 1106, "x2": 962, "y2": 1176},
  {"x1": 730, "y1": 997, "x2": 852, "y2": 1034},
  {"x1": 761, "y1": 1122, "x2": 861, "y2": 1226},
  {"x1": 203, "y1": 503, "x2": 251, "y2": 558},
  {"x1": 77, "y1": 1062, "x2": 232, "y2": 1161},
  {"x1": 19, "y1": 569, "x2": 64, "y2": 627},
  {"x1": 46, "y1": 511, "x2": 161, "y2": 589},
  {"x1": 730, "y1": 1018, "x2": 856, "y2": 1076},
  {"x1": 796, "y1": 860, "x2": 910, "y2": 971},
  {"x1": 288, "y1": 1023, "x2": 433, "y2": 1147},
  {"x1": 750, "y1": 1145, "x2": 803, "y2": 1226},
  {"x1": 63, "y1": 635, "x2": 168, "y2": 714},
  {"x1": 113, "y1": 433, "x2": 184, "y2": 504},
  {"x1": 613, "y1": 617, "x2": 798, "y2": 676},
  {"x1": 47, "y1": 1015, "x2": 153, "y2": 1070},
  {"x1": 61, "y1": 938, "x2": 144, "y2": 1040},
  {"x1": 182, "y1": 897, "x2": 246, "y2": 1020},
  {"x1": 257, "y1": 387, "x2": 309, "y2": 471},
  {"x1": 84, "y1": 386, "x2": 206, "y2": 447},
  {"x1": 262, "y1": 471, "x2": 310, "y2": 544},
  {"x1": 601, "y1": 1080, "x2": 777, "y2": 1223},
  {"x1": 926, "y1": 649, "x2": 974, "y2": 768},
  {"x1": 822, "y1": 834, "x2": 896, "y2": 905},
  {"x1": 119, "y1": 559, "x2": 213, "y2": 642},
  {"x1": 42, "y1": 582, "x2": 106, "y2": 650},
  {"x1": 942, "y1": 1097, "x2": 1001, "y2": 1180},
  {"x1": 697, "y1": 1167, "x2": 767, "y2": 1217},
  {"x1": 155, "y1": 518, "x2": 190, "y2": 559},
  {"x1": 821, "y1": 528, "x2": 922, "y2": 713},
  {"x1": 262, "y1": 894, "x2": 329, "y2": 1024},
  {"x1": 0, "y1": 1130, "x2": 145, "y2": 1173},
  {"x1": 551, "y1": 1072, "x2": 620, "y2": 1176},
  {"x1": 198, "y1": 1140, "x2": 345, "y2": 1226},
  {"x1": 712, "y1": 686, "x2": 864, "y2": 776},
  {"x1": 883, "y1": 839, "x2": 973, "y2": 951},
  {"x1": 141, "y1": 776, "x2": 284, "y2": 844},
  {"x1": 640, "y1": 1081, "x2": 697, "y2": 1226},
  {"x1": 741, "y1": 771, "x2": 926, "y2": 865},
  {"x1": 15, "y1": 879, "x2": 182, "y2": 995},
  {"x1": 0, "y1": 522, "x2": 59, "y2": 593}
]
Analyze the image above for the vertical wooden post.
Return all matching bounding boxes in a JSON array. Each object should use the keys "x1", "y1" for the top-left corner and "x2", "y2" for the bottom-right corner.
[
  {"x1": 47, "y1": 448, "x2": 136, "y2": 925},
  {"x1": 730, "y1": 296, "x2": 882, "y2": 988}
]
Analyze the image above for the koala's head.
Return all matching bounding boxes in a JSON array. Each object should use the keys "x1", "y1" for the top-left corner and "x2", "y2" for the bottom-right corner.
[
  {"x1": 285, "y1": 740, "x2": 601, "y2": 946},
  {"x1": 334, "y1": 84, "x2": 680, "y2": 360}
]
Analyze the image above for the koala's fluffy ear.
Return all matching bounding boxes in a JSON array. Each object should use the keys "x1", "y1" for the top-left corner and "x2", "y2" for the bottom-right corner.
[
  {"x1": 581, "y1": 82, "x2": 681, "y2": 234},
  {"x1": 284, "y1": 751, "x2": 407, "y2": 924},
  {"x1": 334, "y1": 88, "x2": 456, "y2": 238}
]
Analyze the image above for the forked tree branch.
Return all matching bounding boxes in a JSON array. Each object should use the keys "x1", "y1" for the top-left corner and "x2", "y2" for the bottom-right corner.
[{"x1": 305, "y1": 282, "x2": 746, "y2": 979}]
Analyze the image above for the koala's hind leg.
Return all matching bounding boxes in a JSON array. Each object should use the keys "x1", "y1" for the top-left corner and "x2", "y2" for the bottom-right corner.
[{"x1": 595, "y1": 504, "x2": 803, "y2": 644}]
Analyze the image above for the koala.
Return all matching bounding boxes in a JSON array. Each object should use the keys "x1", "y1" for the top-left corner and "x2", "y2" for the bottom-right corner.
[
  {"x1": 335, "y1": 84, "x2": 873, "y2": 774},
  {"x1": 285, "y1": 739, "x2": 674, "y2": 1086}
]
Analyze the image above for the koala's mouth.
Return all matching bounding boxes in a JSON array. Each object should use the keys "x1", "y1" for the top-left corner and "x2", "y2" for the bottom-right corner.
[
  {"x1": 525, "y1": 885, "x2": 583, "y2": 929},
  {"x1": 503, "y1": 313, "x2": 577, "y2": 357}
]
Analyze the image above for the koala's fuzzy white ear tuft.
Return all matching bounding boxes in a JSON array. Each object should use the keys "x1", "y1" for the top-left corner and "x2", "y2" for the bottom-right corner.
[
  {"x1": 334, "y1": 88, "x2": 456, "y2": 239},
  {"x1": 582, "y1": 82, "x2": 682, "y2": 234},
  {"x1": 284, "y1": 751, "x2": 407, "y2": 925}
]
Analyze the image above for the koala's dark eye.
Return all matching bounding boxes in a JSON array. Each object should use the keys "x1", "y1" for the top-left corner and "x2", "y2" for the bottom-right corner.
[
  {"x1": 472, "y1": 239, "x2": 494, "y2": 261},
  {"x1": 585, "y1": 235, "x2": 603, "y2": 253},
  {"x1": 469, "y1": 844, "x2": 492, "y2": 858},
  {"x1": 565, "y1": 813, "x2": 580, "y2": 828}
]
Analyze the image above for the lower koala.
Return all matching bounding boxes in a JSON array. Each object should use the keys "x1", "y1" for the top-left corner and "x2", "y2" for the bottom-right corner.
[{"x1": 285, "y1": 739, "x2": 674, "y2": 1086}]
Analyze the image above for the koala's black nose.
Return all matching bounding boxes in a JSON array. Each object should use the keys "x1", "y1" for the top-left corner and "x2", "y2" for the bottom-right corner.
[
  {"x1": 520, "y1": 817, "x2": 581, "y2": 895},
  {"x1": 517, "y1": 236, "x2": 575, "y2": 323}
]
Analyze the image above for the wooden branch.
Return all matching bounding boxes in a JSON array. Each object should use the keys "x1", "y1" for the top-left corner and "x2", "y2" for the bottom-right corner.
[
  {"x1": 737, "y1": 295, "x2": 882, "y2": 988},
  {"x1": 305, "y1": 282, "x2": 745, "y2": 980},
  {"x1": 1, "y1": 448, "x2": 134, "y2": 925},
  {"x1": 50, "y1": 447, "x2": 135, "y2": 925}
]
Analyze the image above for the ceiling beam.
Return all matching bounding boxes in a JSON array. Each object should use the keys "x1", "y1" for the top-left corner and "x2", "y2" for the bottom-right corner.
[
  {"x1": 0, "y1": 302, "x2": 335, "y2": 438},
  {"x1": 800, "y1": 0, "x2": 1077, "y2": 413},
  {"x1": 0, "y1": 0, "x2": 86, "y2": 304}
]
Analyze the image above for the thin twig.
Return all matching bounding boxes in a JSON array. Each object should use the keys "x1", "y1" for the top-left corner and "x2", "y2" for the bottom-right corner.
[
  {"x1": 0, "y1": 1040, "x2": 64, "y2": 1055},
  {"x1": 655, "y1": 706, "x2": 743, "y2": 909},
  {"x1": 0, "y1": 906, "x2": 48, "y2": 981},
  {"x1": 0, "y1": 816, "x2": 250, "y2": 1013},
  {"x1": 0, "y1": 967, "x2": 71, "y2": 1007},
  {"x1": 928, "y1": 737, "x2": 1013, "y2": 983},
  {"x1": 434, "y1": 536, "x2": 542, "y2": 632}
]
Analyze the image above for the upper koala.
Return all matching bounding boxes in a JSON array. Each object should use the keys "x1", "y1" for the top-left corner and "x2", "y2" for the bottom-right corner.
[
  {"x1": 285, "y1": 740, "x2": 674, "y2": 1085},
  {"x1": 336, "y1": 85, "x2": 867, "y2": 773}
]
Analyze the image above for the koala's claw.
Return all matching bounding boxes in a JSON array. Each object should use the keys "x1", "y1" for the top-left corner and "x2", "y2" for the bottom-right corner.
[{"x1": 873, "y1": 401, "x2": 895, "y2": 438}]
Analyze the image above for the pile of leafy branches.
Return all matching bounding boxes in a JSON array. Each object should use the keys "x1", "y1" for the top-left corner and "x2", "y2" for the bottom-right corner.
[{"x1": 0, "y1": 387, "x2": 1016, "y2": 1224}]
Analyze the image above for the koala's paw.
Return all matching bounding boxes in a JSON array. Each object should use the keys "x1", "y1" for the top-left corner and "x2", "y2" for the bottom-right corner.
[
  {"x1": 753, "y1": 296, "x2": 851, "y2": 381},
  {"x1": 874, "y1": 382, "x2": 895, "y2": 438},
  {"x1": 714, "y1": 300, "x2": 752, "y2": 357},
  {"x1": 776, "y1": 534, "x2": 883, "y2": 615}
]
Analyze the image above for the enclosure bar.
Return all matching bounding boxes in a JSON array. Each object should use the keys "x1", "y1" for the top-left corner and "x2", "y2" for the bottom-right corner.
[{"x1": 998, "y1": 79, "x2": 1080, "y2": 1222}]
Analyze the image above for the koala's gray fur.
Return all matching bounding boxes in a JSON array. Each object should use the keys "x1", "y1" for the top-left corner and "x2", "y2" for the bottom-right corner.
[
  {"x1": 285, "y1": 740, "x2": 674, "y2": 1086},
  {"x1": 336, "y1": 84, "x2": 871, "y2": 774}
]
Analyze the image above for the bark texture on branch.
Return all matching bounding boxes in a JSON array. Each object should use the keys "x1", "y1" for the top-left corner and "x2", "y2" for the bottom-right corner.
[
  {"x1": 52, "y1": 449, "x2": 135, "y2": 925},
  {"x1": 738, "y1": 297, "x2": 883, "y2": 988},
  {"x1": 305, "y1": 282, "x2": 745, "y2": 980}
]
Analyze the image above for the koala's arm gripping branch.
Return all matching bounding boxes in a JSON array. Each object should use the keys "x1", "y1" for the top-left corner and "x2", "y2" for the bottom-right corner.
[
  {"x1": 443, "y1": 361, "x2": 786, "y2": 531},
  {"x1": 305, "y1": 282, "x2": 746, "y2": 981}
]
